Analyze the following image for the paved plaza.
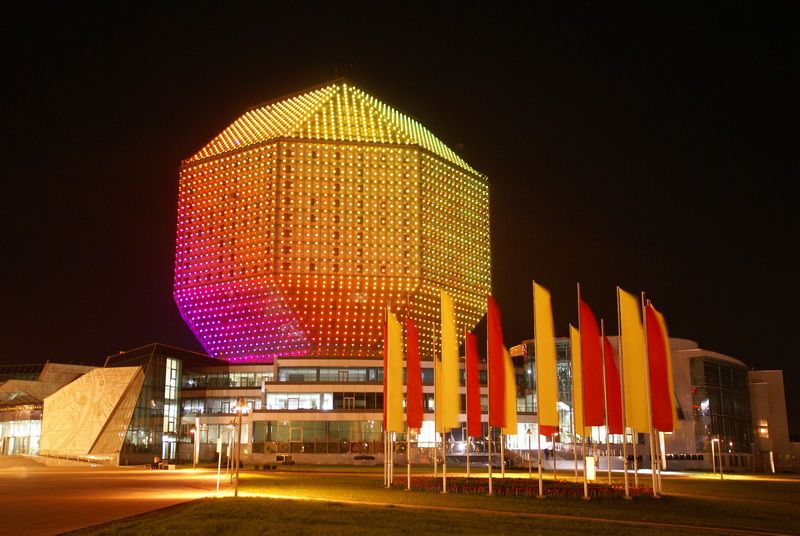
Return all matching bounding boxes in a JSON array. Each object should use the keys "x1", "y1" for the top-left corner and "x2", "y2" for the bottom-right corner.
[{"x1": 0, "y1": 456, "x2": 222, "y2": 535}]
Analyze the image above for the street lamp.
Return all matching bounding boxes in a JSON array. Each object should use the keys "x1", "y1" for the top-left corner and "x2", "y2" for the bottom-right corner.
[
  {"x1": 711, "y1": 436, "x2": 723, "y2": 480},
  {"x1": 190, "y1": 426, "x2": 197, "y2": 469},
  {"x1": 234, "y1": 397, "x2": 250, "y2": 497},
  {"x1": 193, "y1": 416, "x2": 201, "y2": 469}
]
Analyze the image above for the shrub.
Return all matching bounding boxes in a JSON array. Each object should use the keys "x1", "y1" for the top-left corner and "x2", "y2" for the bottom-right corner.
[{"x1": 392, "y1": 476, "x2": 648, "y2": 499}]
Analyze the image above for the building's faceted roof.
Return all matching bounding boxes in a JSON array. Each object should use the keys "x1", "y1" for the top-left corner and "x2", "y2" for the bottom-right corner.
[{"x1": 186, "y1": 80, "x2": 477, "y2": 174}]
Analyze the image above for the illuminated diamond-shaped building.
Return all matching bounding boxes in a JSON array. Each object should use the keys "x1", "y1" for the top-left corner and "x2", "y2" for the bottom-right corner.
[{"x1": 174, "y1": 80, "x2": 490, "y2": 362}]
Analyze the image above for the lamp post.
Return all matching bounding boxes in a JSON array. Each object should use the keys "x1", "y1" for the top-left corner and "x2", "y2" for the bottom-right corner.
[
  {"x1": 189, "y1": 427, "x2": 196, "y2": 468},
  {"x1": 194, "y1": 416, "x2": 201, "y2": 469},
  {"x1": 711, "y1": 436, "x2": 723, "y2": 480},
  {"x1": 710, "y1": 437, "x2": 716, "y2": 475},
  {"x1": 234, "y1": 397, "x2": 250, "y2": 497},
  {"x1": 226, "y1": 423, "x2": 235, "y2": 478}
]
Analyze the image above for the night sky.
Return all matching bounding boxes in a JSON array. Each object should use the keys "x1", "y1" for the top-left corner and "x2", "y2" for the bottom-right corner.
[{"x1": 2, "y1": 4, "x2": 797, "y2": 434}]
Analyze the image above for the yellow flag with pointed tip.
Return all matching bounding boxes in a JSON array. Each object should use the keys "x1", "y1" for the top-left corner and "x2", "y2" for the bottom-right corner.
[
  {"x1": 434, "y1": 353, "x2": 443, "y2": 433},
  {"x1": 386, "y1": 311, "x2": 404, "y2": 433},
  {"x1": 533, "y1": 282, "x2": 559, "y2": 432},
  {"x1": 618, "y1": 287, "x2": 650, "y2": 431},
  {"x1": 569, "y1": 324, "x2": 584, "y2": 434},
  {"x1": 502, "y1": 347, "x2": 518, "y2": 435},
  {"x1": 440, "y1": 290, "x2": 461, "y2": 431}
]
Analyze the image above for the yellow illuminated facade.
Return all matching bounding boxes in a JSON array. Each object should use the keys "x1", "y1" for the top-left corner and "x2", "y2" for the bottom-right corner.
[{"x1": 174, "y1": 80, "x2": 490, "y2": 362}]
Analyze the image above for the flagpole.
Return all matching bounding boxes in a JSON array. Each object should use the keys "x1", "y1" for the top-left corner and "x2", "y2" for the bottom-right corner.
[
  {"x1": 633, "y1": 429, "x2": 639, "y2": 487},
  {"x1": 488, "y1": 426, "x2": 493, "y2": 495},
  {"x1": 573, "y1": 436, "x2": 578, "y2": 482},
  {"x1": 657, "y1": 430, "x2": 664, "y2": 493},
  {"x1": 553, "y1": 434, "x2": 557, "y2": 481},
  {"x1": 441, "y1": 291, "x2": 446, "y2": 494},
  {"x1": 383, "y1": 432, "x2": 389, "y2": 488},
  {"x1": 464, "y1": 327, "x2": 471, "y2": 479},
  {"x1": 383, "y1": 308, "x2": 389, "y2": 488},
  {"x1": 582, "y1": 428, "x2": 589, "y2": 500},
  {"x1": 405, "y1": 292, "x2": 411, "y2": 492},
  {"x1": 572, "y1": 405, "x2": 579, "y2": 482},
  {"x1": 442, "y1": 430, "x2": 448, "y2": 493},
  {"x1": 600, "y1": 319, "x2": 612, "y2": 485},
  {"x1": 533, "y1": 282, "x2": 542, "y2": 497},
  {"x1": 499, "y1": 433, "x2": 504, "y2": 478},
  {"x1": 407, "y1": 428, "x2": 411, "y2": 491},
  {"x1": 392, "y1": 432, "x2": 395, "y2": 484},
  {"x1": 576, "y1": 283, "x2": 589, "y2": 500},
  {"x1": 432, "y1": 312, "x2": 439, "y2": 479},
  {"x1": 441, "y1": 294, "x2": 447, "y2": 495},
  {"x1": 641, "y1": 294, "x2": 660, "y2": 498},
  {"x1": 486, "y1": 308, "x2": 493, "y2": 496},
  {"x1": 433, "y1": 356, "x2": 442, "y2": 478},
  {"x1": 537, "y1": 426, "x2": 544, "y2": 498},
  {"x1": 616, "y1": 287, "x2": 632, "y2": 499},
  {"x1": 466, "y1": 432, "x2": 471, "y2": 478},
  {"x1": 433, "y1": 349, "x2": 438, "y2": 479}
]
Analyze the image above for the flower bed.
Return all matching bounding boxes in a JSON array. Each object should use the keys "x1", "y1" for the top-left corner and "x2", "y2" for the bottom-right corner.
[{"x1": 392, "y1": 476, "x2": 648, "y2": 498}]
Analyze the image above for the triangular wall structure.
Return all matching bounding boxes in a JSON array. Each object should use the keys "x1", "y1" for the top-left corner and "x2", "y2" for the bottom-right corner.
[{"x1": 40, "y1": 366, "x2": 144, "y2": 464}]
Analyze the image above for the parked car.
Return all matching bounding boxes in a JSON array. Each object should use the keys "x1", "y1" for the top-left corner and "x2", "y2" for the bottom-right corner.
[
  {"x1": 353, "y1": 454, "x2": 376, "y2": 466},
  {"x1": 275, "y1": 454, "x2": 295, "y2": 465}
]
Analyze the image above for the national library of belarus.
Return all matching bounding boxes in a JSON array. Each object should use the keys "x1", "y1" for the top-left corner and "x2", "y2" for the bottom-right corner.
[{"x1": 0, "y1": 81, "x2": 795, "y2": 473}]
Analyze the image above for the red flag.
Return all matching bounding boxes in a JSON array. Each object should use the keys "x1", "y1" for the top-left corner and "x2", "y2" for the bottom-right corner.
[
  {"x1": 465, "y1": 331, "x2": 482, "y2": 438},
  {"x1": 539, "y1": 425, "x2": 559, "y2": 437},
  {"x1": 405, "y1": 317, "x2": 423, "y2": 430},
  {"x1": 579, "y1": 300, "x2": 605, "y2": 427},
  {"x1": 603, "y1": 336, "x2": 623, "y2": 434},
  {"x1": 487, "y1": 295, "x2": 506, "y2": 429},
  {"x1": 382, "y1": 320, "x2": 387, "y2": 433},
  {"x1": 645, "y1": 304, "x2": 675, "y2": 432}
]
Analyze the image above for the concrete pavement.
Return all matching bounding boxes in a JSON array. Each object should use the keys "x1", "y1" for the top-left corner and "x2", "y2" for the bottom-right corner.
[{"x1": 0, "y1": 456, "x2": 226, "y2": 535}]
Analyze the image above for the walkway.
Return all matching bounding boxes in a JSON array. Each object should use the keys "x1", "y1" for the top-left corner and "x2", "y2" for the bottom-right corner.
[{"x1": 0, "y1": 456, "x2": 221, "y2": 535}]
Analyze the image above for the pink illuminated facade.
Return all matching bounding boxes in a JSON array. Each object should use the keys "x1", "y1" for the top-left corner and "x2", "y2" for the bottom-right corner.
[{"x1": 174, "y1": 81, "x2": 490, "y2": 362}]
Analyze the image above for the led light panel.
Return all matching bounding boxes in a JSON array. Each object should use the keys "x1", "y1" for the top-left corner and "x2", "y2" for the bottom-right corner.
[{"x1": 174, "y1": 81, "x2": 490, "y2": 362}]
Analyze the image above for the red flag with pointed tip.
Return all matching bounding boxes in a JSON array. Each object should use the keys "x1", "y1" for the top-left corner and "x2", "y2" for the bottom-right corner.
[
  {"x1": 465, "y1": 331, "x2": 482, "y2": 437},
  {"x1": 487, "y1": 295, "x2": 506, "y2": 429},
  {"x1": 405, "y1": 317, "x2": 423, "y2": 430},
  {"x1": 646, "y1": 304, "x2": 676, "y2": 432},
  {"x1": 603, "y1": 336, "x2": 624, "y2": 435},
  {"x1": 579, "y1": 300, "x2": 605, "y2": 427}
]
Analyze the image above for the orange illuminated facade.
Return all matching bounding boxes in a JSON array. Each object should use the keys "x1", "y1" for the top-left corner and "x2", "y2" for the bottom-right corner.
[{"x1": 174, "y1": 80, "x2": 490, "y2": 362}]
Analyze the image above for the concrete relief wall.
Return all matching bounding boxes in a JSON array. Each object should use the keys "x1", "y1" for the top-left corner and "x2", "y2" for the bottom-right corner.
[{"x1": 40, "y1": 367, "x2": 143, "y2": 462}]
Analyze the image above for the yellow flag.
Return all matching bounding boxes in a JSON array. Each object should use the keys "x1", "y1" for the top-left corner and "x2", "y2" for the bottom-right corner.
[
  {"x1": 440, "y1": 290, "x2": 461, "y2": 431},
  {"x1": 386, "y1": 311, "x2": 404, "y2": 433},
  {"x1": 618, "y1": 288, "x2": 650, "y2": 431},
  {"x1": 569, "y1": 324, "x2": 584, "y2": 434},
  {"x1": 434, "y1": 354, "x2": 443, "y2": 433},
  {"x1": 502, "y1": 347, "x2": 518, "y2": 435},
  {"x1": 533, "y1": 282, "x2": 559, "y2": 431}
]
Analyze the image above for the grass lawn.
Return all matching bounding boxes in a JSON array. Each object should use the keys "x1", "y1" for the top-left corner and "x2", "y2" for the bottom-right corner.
[{"x1": 70, "y1": 468, "x2": 800, "y2": 535}]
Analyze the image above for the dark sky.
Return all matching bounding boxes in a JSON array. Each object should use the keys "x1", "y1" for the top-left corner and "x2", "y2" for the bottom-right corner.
[{"x1": 1, "y1": 4, "x2": 797, "y2": 433}]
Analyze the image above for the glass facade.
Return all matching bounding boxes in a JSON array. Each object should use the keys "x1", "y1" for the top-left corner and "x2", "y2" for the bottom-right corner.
[
  {"x1": 691, "y1": 357, "x2": 752, "y2": 453},
  {"x1": 183, "y1": 371, "x2": 273, "y2": 389},
  {"x1": 519, "y1": 340, "x2": 575, "y2": 439},
  {"x1": 105, "y1": 344, "x2": 216, "y2": 464},
  {"x1": 250, "y1": 420, "x2": 383, "y2": 454},
  {"x1": 0, "y1": 408, "x2": 41, "y2": 455}
]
